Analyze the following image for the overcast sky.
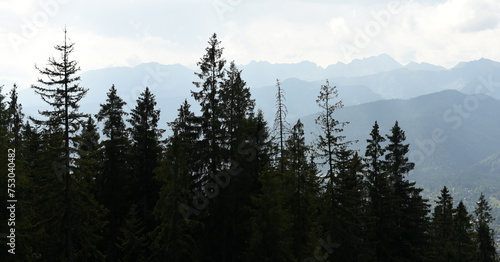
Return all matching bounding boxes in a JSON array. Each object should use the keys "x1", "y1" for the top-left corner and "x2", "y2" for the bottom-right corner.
[{"x1": 2, "y1": 0, "x2": 500, "y2": 87}]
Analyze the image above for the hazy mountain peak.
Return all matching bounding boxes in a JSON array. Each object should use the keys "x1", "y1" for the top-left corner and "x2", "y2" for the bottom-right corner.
[
  {"x1": 351, "y1": 53, "x2": 401, "y2": 65},
  {"x1": 452, "y1": 57, "x2": 500, "y2": 69},
  {"x1": 404, "y1": 61, "x2": 446, "y2": 71},
  {"x1": 325, "y1": 54, "x2": 403, "y2": 78},
  {"x1": 246, "y1": 60, "x2": 271, "y2": 66}
]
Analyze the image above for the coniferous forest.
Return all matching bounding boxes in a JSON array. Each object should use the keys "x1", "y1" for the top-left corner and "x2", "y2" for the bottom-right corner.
[{"x1": 0, "y1": 30, "x2": 498, "y2": 262}]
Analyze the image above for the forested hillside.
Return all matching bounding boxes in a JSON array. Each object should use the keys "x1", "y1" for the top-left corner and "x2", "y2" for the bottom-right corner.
[{"x1": 0, "y1": 31, "x2": 498, "y2": 262}]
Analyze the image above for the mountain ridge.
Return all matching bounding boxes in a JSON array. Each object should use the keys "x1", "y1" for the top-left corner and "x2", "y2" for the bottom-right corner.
[
  {"x1": 16, "y1": 54, "x2": 500, "y2": 137},
  {"x1": 299, "y1": 89, "x2": 500, "y2": 196}
]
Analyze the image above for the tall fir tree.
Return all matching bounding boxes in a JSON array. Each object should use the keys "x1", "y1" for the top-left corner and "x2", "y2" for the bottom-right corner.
[
  {"x1": 127, "y1": 87, "x2": 164, "y2": 232},
  {"x1": 191, "y1": 33, "x2": 229, "y2": 262},
  {"x1": 191, "y1": 32, "x2": 226, "y2": 179},
  {"x1": 96, "y1": 85, "x2": 133, "y2": 260},
  {"x1": 384, "y1": 121, "x2": 430, "y2": 262},
  {"x1": 214, "y1": 61, "x2": 257, "y2": 261},
  {"x1": 30, "y1": 28, "x2": 89, "y2": 261},
  {"x1": 314, "y1": 79, "x2": 350, "y2": 187},
  {"x1": 190, "y1": 34, "x2": 265, "y2": 262},
  {"x1": 365, "y1": 121, "x2": 393, "y2": 261},
  {"x1": 314, "y1": 79, "x2": 352, "y2": 257}
]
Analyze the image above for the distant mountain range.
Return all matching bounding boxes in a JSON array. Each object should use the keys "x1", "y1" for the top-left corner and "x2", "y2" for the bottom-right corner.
[
  {"x1": 17, "y1": 54, "x2": 500, "y2": 123},
  {"x1": 10, "y1": 53, "x2": 500, "y2": 230},
  {"x1": 239, "y1": 54, "x2": 446, "y2": 88}
]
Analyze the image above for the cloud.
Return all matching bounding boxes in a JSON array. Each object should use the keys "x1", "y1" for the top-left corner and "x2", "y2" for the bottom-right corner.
[
  {"x1": 329, "y1": 17, "x2": 351, "y2": 38},
  {"x1": 419, "y1": 0, "x2": 500, "y2": 33},
  {"x1": 460, "y1": 15, "x2": 499, "y2": 33},
  {"x1": 457, "y1": 0, "x2": 500, "y2": 33},
  {"x1": 390, "y1": 0, "x2": 500, "y2": 66},
  {"x1": 0, "y1": 0, "x2": 38, "y2": 16},
  {"x1": 1, "y1": 0, "x2": 500, "y2": 82}
]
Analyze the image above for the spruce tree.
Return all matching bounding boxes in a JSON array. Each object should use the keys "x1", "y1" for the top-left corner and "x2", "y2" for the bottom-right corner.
[
  {"x1": 127, "y1": 87, "x2": 164, "y2": 232},
  {"x1": 191, "y1": 32, "x2": 226, "y2": 178},
  {"x1": 284, "y1": 119, "x2": 321, "y2": 259},
  {"x1": 365, "y1": 121, "x2": 387, "y2": 197},
  {"x1": 190, "y1": 34, "x2": 264, "y2": 261},
  {"x1": 75, "y1": 116, "x2": 101, "y2": 189},
  {"x1": 96, "y1": 85, "x2": 129, "y2": 143},
  {"x1": 191, "y1": 33, "x2": 227, "y2": 261},
  {"x1": 474, "y1": 193, "x2": 497, "y2": 262},
  {"x1": 7, "y1": 84, "x2": 25, "y2": 148},
  {"x1": 453, "y1": 201, "x2": 475, "y2": 262},
  {"x1": 216, "y1": 61, "x2": 257, "y2": 261},
  {"x1": 96, "y1": 85, "x2": 133, "y2": 260},
  {"x1": 151, "y1": 100, "x2": 202, "y2": 261},
  {"x1": 30, "y1": 28, "x2": 88, "y2": 261},
  {"x1": 385, "y1": 121, "x2": 414, "y2": 184},
  {"x1": 365, "y1": 121, "x2": 392, "y2": 261},
  {"x1": 431, "y1": 186, "x2": 455, "y2": 262},
  {"x1": 384, "y1": 121, "x2": 430, "y2": 262},
  {"x1": 220, "y1": 61, "x2": 255, "y2": 152},
  {"x1": 330, "y1": 149, "x2": 368, "y2": 261}
]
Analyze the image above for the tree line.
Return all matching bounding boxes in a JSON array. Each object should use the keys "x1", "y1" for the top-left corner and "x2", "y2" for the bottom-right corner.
[{"x1": 0, "y1": 30, "x2": 498, "y2": 262}]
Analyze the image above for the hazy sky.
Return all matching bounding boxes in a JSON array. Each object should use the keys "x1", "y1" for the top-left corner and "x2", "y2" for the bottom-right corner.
[{"x1": 2, "y1": 0, "x2": 500, "y2": 87}]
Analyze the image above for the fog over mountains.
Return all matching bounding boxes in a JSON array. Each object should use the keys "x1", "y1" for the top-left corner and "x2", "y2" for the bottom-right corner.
[{"x1": 16, "y1": 54, "x2": 500, "y2": 201}]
